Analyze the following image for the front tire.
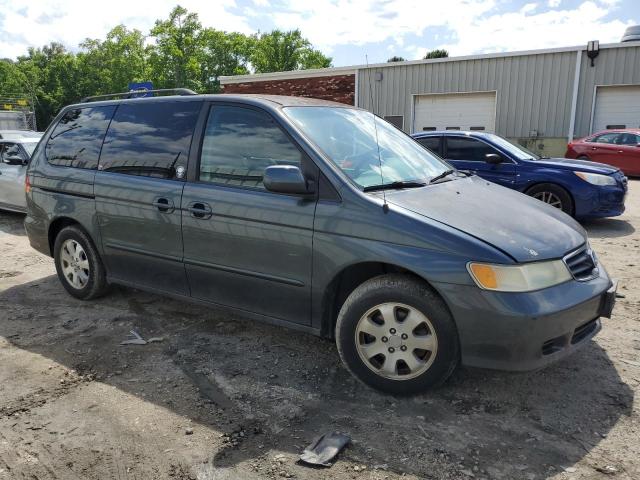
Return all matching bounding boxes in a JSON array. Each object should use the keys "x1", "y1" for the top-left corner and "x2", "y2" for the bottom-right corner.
[
  {"x1": 54, "y1": 225, "x2": 108, "y2": 300},
  {"x1": 336, "y1": 274, "x2": 459, "y2": 395},
  {"x1": 526, "y1": 183, "x2": 574, "y2": 216}
]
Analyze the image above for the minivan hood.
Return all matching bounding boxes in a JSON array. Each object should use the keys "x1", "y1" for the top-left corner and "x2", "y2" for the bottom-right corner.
[
  {"x1": 383, "y1": 176, "x2": 586, "y2": 263},
  {"x1": 533, "y1": 157, "x2": 619, "y2": 174}
]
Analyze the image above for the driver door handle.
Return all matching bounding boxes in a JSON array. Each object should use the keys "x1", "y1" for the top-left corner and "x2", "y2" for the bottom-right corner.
[{"x1": 152, "y1": 197, "x2": 175, "y2": 213}]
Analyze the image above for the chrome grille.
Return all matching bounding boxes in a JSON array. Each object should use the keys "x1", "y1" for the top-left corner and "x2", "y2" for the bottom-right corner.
[{"x1": 563, "y1": 245, "x2": 598, "y2": 281}]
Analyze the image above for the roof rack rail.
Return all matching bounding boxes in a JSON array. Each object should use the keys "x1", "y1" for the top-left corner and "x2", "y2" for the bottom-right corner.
[{"x1": 81, "y1": 88, "x2": 198, "y2": 103}]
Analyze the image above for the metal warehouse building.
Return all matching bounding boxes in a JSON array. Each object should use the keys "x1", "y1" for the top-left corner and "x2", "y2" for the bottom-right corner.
[{"x1": 221, "y1": 39, "x2": 640, "y2": 157}]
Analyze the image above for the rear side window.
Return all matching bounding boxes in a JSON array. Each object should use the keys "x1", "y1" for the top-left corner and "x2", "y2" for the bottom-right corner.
[
  {"x1": 416, "y1": 136, "x2": 441, "y2": 155},
  {"x1": 617, "y1": 133, "x2": 640, "y2": 145},
  {"x1": 445, "y1": 136, "x2": 500, "y2": 162},
  {"x1": 199, "y1": 105, "x2": 303, "y2": 189},
  {"x1": 45, "y1": 106, "x2": 115, "y2": 169},
  {"x1": 590, "y1": 133, "x2": 619, "y2": 144},
  {"x1": 98, "y1": 101, "x2": 201, "y2": 178}
]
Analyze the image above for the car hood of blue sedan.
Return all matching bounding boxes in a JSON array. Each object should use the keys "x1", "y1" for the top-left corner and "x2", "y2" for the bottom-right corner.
[
  {"x1": 384, "y1": 175, "x2": 586, "y2": 263},
  {"x1": 531, "y1": 157, "x2": 619, "y2": 174}
]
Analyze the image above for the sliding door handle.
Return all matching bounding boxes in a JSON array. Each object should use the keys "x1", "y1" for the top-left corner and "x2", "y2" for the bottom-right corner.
[{"x1": 187, "y1": 201, "x2": 212, "y2": 219}]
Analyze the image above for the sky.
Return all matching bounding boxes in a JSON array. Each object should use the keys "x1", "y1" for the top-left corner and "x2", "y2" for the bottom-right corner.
[{"x1": 0, "y1": 0, "x2": 638, "y2": 67}]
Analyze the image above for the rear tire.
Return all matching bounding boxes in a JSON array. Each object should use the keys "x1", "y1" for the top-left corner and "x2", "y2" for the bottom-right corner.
[
  {"x1": 335, "y1": 274, "x2": 459, "y2": 395},
  {"x1": 526, "y1": 183, "x2": 574, "y2": 216},
  {"x1": 54, "y1": 225, "x2": 108, "y2": 300},
  {"x1": 577, "y1": 155, "x2": 590, "y2": 160}
]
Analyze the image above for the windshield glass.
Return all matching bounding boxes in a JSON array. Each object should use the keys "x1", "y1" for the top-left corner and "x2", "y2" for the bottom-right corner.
[
  {"x1": 489, "y1": 134, "x2": 540, "y2": 160},
  {"x1": 284, "y1": 106, "x2": 449, "y2": 189},
  {"x1": 22, "y1": 142, "x2": 37, "y2": 156}
]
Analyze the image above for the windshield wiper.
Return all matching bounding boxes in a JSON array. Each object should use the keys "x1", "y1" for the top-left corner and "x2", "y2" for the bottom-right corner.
[
  {"x1": 429, "y1": 169, "x2": 456, "y2": 184},
  {"x1": 363, "y1": 180, "x2": 427, "y2": 192}
]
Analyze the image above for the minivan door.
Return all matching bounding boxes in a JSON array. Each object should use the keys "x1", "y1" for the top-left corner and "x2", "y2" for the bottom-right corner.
[
  {"x1": 94, "y1": 100, "x2": 203, "y2": 295},
  {"x1": 181, "y1": 103, "x2": 317, "y2": 325},
  {"x1": 444, "y1": 136, "x2": 517, "y2": 187}
]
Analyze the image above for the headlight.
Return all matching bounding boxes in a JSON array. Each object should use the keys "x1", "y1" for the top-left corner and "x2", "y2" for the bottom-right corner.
[
  {"x1": 467, "y1": 260, "x2": 572, "y2": 292},
  {"x1": 574, "y1": 171, "x2": 616, "y2": 186}
]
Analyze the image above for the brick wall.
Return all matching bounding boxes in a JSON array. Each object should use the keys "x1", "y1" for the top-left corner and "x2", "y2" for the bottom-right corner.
[{"x1": 222, "y1": 74, "x2": 355, "y2": 105}]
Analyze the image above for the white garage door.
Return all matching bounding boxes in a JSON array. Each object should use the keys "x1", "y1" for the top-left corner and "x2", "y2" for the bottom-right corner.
[
  {"x1": 592, "y1": 85, "x2": 640, "y2": 133},
  {"x1": 413, "y1": 92, "x2": 496, "y2": 133}
]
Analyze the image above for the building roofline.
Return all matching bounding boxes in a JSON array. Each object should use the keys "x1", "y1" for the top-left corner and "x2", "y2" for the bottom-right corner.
[{"x1": 220, "y1": 40, "x2": 640, "y2": 85}]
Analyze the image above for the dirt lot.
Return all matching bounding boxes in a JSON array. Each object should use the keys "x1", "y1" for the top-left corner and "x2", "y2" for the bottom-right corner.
[{"x1": 0, "y1": 182, "x2": 638, "y2": 480}]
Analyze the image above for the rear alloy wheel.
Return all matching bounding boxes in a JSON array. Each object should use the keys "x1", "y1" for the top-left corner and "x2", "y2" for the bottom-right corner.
[
  {"x1": 54, "y1": 225, "x2": 108, "y2": 300},
  {"x1": 526, "y1": 183, "x2": 573, "y2": 216},
  {"x1": 336, "y1": 274, "x2": 459, "y2": 394}
]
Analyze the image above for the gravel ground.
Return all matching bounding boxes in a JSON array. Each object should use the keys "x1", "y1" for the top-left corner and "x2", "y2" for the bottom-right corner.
[{"x1": 0, "y1": 181, "x2": 638, "y2": 480}]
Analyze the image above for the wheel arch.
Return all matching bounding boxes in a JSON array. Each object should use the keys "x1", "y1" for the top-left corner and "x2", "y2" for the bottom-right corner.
[
  {"x1": 47, "y1": 217, "x2": 90, "y2": 256},
  {"x1": 319, "y1": 261, "x2": 451, "y2": 339},
  {"x1": 524, "y1": 181, "x2": 575, "y2": 215}
]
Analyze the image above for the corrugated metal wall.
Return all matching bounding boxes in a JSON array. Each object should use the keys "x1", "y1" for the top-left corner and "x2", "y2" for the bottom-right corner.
[
  {"x1": 357, "y1": 51, "x2": 577, "y2": 138},
  {"x1": 574, "y1": 45, "x2": 640, "y2": 137}
]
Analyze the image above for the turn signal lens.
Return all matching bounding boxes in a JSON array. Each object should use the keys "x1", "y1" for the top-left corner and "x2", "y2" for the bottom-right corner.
[
  {"x1": 467, "y1": 260, "x2": 572, "y2": 292},
  {"x1": 468, "y1": 264, "x2": 498, "y2": 289},
  {"x1": 25, "y1": 175, "x2": 31, "y2": 193}
]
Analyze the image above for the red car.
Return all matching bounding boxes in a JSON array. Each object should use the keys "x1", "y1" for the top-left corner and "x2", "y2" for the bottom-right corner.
[{"x1": 566, "y1": 129, "x2": 640, "y2": 176}]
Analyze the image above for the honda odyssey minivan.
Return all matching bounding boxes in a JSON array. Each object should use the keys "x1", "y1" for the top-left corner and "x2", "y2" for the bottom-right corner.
[{"x1": 24, "y1": 91, "x2": 617, "y2": 394}]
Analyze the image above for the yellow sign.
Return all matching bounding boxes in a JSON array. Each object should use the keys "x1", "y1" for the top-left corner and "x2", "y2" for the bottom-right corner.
[
  {"x1": 3, "y1": 104, "x2": 13, "y2": 110},
  {"x1": 17, "y1": 99, "x2": 27, "y2": 106}
]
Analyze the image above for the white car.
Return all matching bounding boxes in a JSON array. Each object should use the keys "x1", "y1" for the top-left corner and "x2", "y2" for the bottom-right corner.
[
  {"x1": 0, "y1": 138, "x2": 39, "y2": 213},
  {"x1": 0, "y1": 130, "x2": 42, "y2": 140}
]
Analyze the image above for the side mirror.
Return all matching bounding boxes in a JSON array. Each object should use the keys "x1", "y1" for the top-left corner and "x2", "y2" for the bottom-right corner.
[
  {"x1": 485, "y1": 153, "x2": 503, "y2": 165},
  {"x1": 263, "y1": 165, "x2": 314, "y2": 195},
  {"x1": 4, "y1": 154, "x2": 26, "y2": 166}
]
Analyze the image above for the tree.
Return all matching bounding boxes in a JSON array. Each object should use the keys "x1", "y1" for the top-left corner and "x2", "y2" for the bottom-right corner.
[
  {"x1": 387, "y1": 56, "x2": 406, "y2": 62},
  {"x1": 199, "y1": 29, "x2": 252, "y2": 92},
  {"x1": 77, "y1": 25, "x2": 147, "y2": 96},
  {"x1": 147, "y1": 6, "x2": 204, "y2": 90},
  {"x1": 424, "y1": 49, "x2": 449, "y2": 59},
  {"x1": 251, "y1": 29, "x2": 331, "y2": 73}
]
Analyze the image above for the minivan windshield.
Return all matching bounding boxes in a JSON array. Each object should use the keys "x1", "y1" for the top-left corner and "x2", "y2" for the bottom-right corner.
[
  {"x1": 488, "y1": 134, "x2": 540, "y2": 160},
  {"x1": 284, "y1": 106, "x2": 450, "y2": 189}
]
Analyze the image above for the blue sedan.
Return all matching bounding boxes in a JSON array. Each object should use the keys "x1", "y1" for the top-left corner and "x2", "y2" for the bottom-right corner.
[{"x1": 412, "y1": 131, "x2": 628, "y2": 219}]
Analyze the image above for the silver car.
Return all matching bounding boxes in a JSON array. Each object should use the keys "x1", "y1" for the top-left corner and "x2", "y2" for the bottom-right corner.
[{"x1": 0, "y1": 138, "x2": 39, "y2": 213}]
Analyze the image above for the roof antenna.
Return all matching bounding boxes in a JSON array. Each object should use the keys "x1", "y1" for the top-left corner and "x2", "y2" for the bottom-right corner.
[{"x1": 366, "y1": 55, "x2": 388, "y2": 213}]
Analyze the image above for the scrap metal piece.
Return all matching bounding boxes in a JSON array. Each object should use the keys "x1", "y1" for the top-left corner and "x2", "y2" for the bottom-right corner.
[
  {"x1": 120, "y1": 330, "x2": 147, "y2": 345},
  {"x1": 299, "y1": 431, "x2": 350, "y2": 467}
]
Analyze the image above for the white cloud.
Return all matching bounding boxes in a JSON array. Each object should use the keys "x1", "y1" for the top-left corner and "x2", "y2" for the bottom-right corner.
[
  {"x1": 0, "y1": 0, "x2": 252, "y2": 59},
  {"x1": 0, "y1": 0, "x2": 633, "y2": 62},
  {"x1": 269, "y1": 0, "x2": 631, "y2": 58},
  {"x1": 437, "y1": 0, "x2": 631, "y2": 56}
]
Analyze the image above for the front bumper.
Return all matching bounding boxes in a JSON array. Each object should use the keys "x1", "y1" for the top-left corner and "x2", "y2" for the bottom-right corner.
[
  {"x1": 433, "y1": 269, "x2": 615, "y2": 371},
  {"x1": 576, "y1": 175, "x2": 628, "y2": 219}
]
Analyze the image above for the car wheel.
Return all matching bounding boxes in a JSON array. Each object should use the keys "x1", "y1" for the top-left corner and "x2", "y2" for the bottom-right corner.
[
  {"x1": 335, "y1": 274, "x2": 459, "y2": 395},
  {"x1": 54, "y1": 225, "x2": 108, "y2": 300},
  {"x1": 526, "y1": 183, "x2": 573, "y2": 216},
  {"x1": 577, "y1": 155, "x2": 590, "y2": 160}
]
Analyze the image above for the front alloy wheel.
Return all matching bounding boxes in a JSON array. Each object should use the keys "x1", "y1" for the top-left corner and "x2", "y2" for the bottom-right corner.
[
  {"x1": 336, "y1": 274, "x2": 459, "y2": 394},
  {"x1": 531, "y1": 190, "x2": 563, "y2": 209},
  {"x1": 355, "y1": 303, "x2": 438, "y2": 380}
]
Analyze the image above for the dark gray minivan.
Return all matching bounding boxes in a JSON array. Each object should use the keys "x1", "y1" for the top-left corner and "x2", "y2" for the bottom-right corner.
[{"x1": 24, "y1": 92, "x2": 617, "y2": 394}]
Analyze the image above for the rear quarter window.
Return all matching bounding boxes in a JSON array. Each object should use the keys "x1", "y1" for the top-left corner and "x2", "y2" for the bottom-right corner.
[
  {"x1": 45, "y1": 106, "x2": 116, "y2": 169},
  {"x1": 98, "y1": 101, "x2": 201, "y2": 179}
]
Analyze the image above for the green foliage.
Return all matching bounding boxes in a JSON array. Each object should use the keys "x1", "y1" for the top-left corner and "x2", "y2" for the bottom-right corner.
[
  {"x1": 423, "y1": 49, "x2": 449, "y2": 59},
  {"x1": 250, "y1": 29, "x2": 332, "y2": 73},
  {"x1": 387, "y1": 56, "x2": 406, "y2": 62},
  {"x1": 0, "y1": 5, "x2": 331, "y2": 127}
]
